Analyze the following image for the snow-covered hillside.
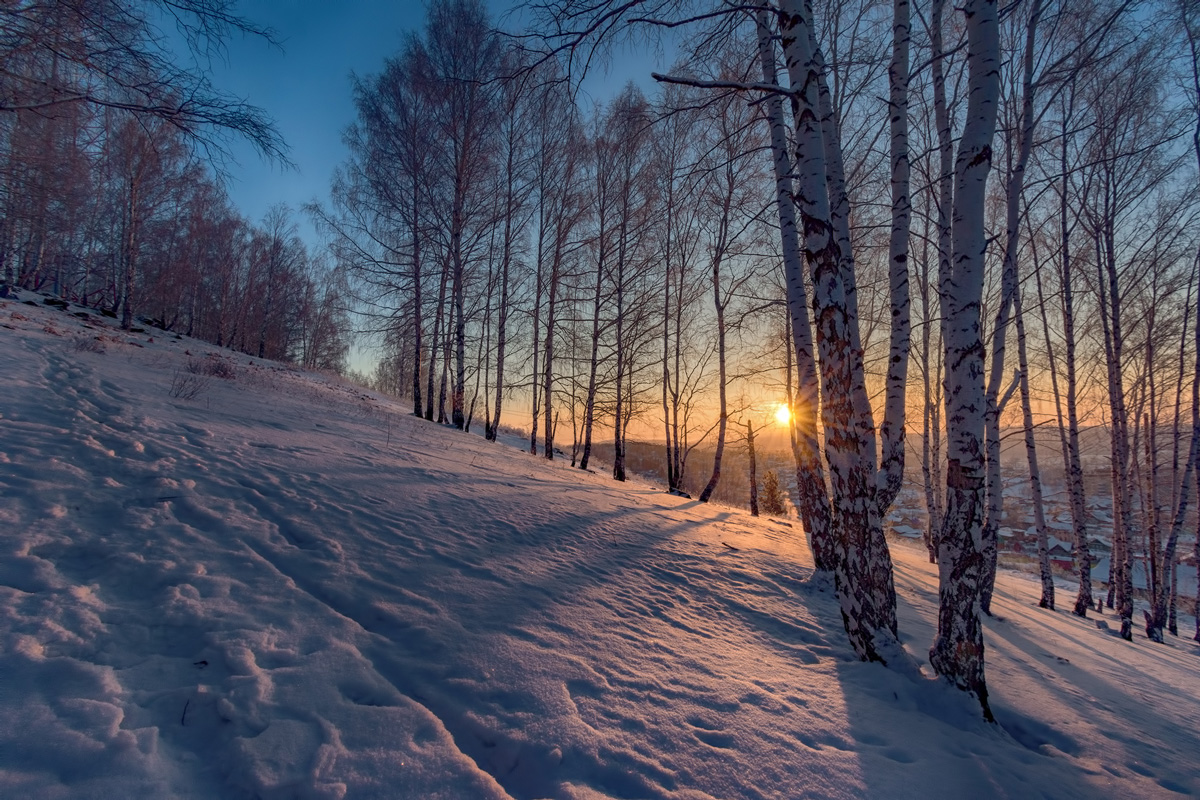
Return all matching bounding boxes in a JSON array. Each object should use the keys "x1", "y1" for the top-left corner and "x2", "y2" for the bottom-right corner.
[{"x1": 2, "y1": 291, "x2": 1198, "y2": 799}]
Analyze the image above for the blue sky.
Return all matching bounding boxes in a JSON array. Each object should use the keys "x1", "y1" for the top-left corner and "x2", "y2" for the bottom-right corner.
[
  {"x1": 198, "y1": 1, "x2": 671, "y2": 248},
  {"x1": 197, "y1": 1, "x2": 427, "y2": 243}
]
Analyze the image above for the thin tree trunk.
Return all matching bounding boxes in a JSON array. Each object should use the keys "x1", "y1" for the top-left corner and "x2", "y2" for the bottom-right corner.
[
  {"x1": 1147, "y1": 260, "x2": 1200, "y2": 641},
  {"x1": 489, "y1": 202, "x2": 512, "y2": 441},
  {"x1": 530, "y1": 209, "x2": 545, "y2": 455},
  {"x1": 580, "y1": 220, "x2": 605, "y2": 470},
  {"x1": 981, "y1": 0, "x2": 1043, "y2": 615},
  {"x1": 543, "y1": 225, "x2": 564, "y2": 460},
  {"x1": 1057, "y1": 97, "x2": 1093, "y2": 616},
  {"x1": 1015, "y1": 278, "x2": 1053, "y2": 609},
  {"x1": 700, "y1": 182, "x2": 733, "y2": 503},
  {"x1": 1095, "y1": 219, "x2": 1135, "y2": 640},
  {"x1": 918, "y1": 209, "x2": 940, "y2": 564},
  {"x1": 747, "y1": 420, "x2": 759, "y2": 517},
  {"x1": 426, "y1": 251, "x2": 449, "y2": 421},
  {"x1": 410, "y1": 178, "x2": 424, "y2": 417}
]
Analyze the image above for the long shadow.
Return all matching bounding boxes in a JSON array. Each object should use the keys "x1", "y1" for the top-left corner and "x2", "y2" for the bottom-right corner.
[
  {"x1": 830, "y1": 548, "x2": 1200, "y2": 799},
  {"x1": 981, "y1": 604, "x2": 1200, "y2": 796}
]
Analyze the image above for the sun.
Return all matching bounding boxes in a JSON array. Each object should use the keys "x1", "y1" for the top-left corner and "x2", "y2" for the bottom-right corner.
[{"x1": 774, "y1": 403, "x2": 791, "y2": 426}]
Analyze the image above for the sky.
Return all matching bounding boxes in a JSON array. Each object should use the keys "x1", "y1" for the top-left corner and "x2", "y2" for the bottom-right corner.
[
  {"x1": 195, "y1": 0, "x2": 430, "y2": 243},
  {"x1": 195, "y1": 1, "x2": 671, "y2": 249}
]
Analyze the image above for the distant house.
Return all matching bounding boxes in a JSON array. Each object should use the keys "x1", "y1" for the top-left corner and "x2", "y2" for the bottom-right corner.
[
  {"x1": 1046, "y1": 536, "x2": 1074, "y2": 569},
  {"x1": 889, "y1": 524, "x2": 924, "y2": 541}
]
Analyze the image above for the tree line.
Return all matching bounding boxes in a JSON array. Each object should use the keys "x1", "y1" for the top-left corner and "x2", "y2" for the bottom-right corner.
[
  {"x1": 0, "y1": 0, "x2": 352, "y2": 372},
  {"x1": 329, "y1": 0, "x2": 1200, "y2": 718}
]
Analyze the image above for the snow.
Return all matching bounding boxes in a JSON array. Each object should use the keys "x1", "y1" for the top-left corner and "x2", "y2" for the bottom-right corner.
[{"x1": 3, "y1": 292, "x2": 1200, "y2": 799}]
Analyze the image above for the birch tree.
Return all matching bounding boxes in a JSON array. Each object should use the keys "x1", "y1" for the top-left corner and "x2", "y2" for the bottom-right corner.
[{"x1": 929, "y1": 0, "x2": 1001, "y2": 719}]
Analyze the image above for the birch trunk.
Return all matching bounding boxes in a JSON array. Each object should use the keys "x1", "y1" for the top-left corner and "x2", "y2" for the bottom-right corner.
[
  {"x1": 1056, "y1": 95, "x2": 1093, "y2": 617},
  {"x1": 580, "y1": 198, "x2": 607, "y2": 470},
  {"x1": 930, "y1": 0, "x2": 1001, "y2": 719},
  {"x1": 878, "y1": 0, "x2": 911, "y2": 513},
  {"x1": 747, "y1": 421, "x2": 759, "y2": 517},
  {"x1": 410, "y1": 173, "x2": 424, "y2": 418},
  {"x1": 1183, "y1": 0, "x2": 1200, "y2": 643},
  {"x1": 543, "y1": 236, "x2": 561, "y2": 459},
  {"x1": 699, "y1": 176, "x2": 733, "y2": 503},
  {"x1": 778, "y1": 0, "x2": 898, "y2": 663},
  {"x1": 530, "y1": 200, "x2": 545, "y2": 455},
  {"x1": 928, "y1": 0, "x2": 954, "y2": 567},
  {"x1": 488, "y1": 138, "x2": 517, "y2": 441},
  {"x1": 1146, "y1": 266, "x2": 1200, "y2": 641},
  {"x1": 981, "y1": 0, "x2": 1042, "y2": 614},
  {"x1": 426, "y1": 250, "x2": 449, "y2": 422},
  {"x1": 451, "y1": 180, "x2": 466, "y2": 430},
  {"x1": 1095, "y1": 222, "x2": 1135, "y2": 640},
  {"x1": 1015, "y1": 280, "x2": 1053, "y2": 609},
  {"x1": 917, "y1": 207, "x2": 942, "y2": 563},
  {"x1": 755, "y1": 8, "x2": 835, "y2": 571}
]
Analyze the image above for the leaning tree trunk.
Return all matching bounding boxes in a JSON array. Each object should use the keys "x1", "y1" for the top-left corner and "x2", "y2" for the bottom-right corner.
[
  {"x1": 700, "y1": 190, "x2": 733, "y2": 503},
  {"x1": 1055, "y1": 97, "x2": 1093, "y2": 617},
  {"x1": 930, "y1": 0, "x2": 1001, "y2": 721},
  {"x1": 1015, "y1": 281, "x2": 1054, "y2": 609},
  {"x1": 755, "y1": 8, "x2": 835, "y2": 571}
]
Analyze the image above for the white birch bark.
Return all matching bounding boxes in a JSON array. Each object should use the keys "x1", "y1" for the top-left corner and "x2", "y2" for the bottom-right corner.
[
  {"x1": 930, "y1": 0, "x2": 1001, "y2": 720},
  {"x1": 754, "y1": 8, "x2": 836, "y2": 571},
  {"x1": 1095, "y1": 222, "x2": 1135, "y2": 640},
  {"x1": 981, "y1": 0, "x2": 1042, "y2": 614},
  {"x1": 778, "y1": 0, "x2": 899, "y2": 663}
]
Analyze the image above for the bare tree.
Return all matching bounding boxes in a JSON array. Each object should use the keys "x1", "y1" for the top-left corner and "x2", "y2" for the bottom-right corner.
[{"x1": 0, "y1": 1, "x2": 285, "y2": 162}]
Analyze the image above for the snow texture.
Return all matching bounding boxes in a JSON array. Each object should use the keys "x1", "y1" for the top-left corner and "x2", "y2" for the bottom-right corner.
[{"x1": 2, "y1": 292, "x2": 1198, "y2": 799}]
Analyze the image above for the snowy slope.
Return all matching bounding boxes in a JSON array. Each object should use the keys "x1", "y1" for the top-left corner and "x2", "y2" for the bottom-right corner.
[{"x1": 2, "y1": 292, "x2": 1198, "y2": 800}]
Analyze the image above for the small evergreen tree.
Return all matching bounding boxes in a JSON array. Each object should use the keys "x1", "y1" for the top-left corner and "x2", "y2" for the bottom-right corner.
[{"x1": 760, "y1": 469, "x2": 787, "y2": 517}]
